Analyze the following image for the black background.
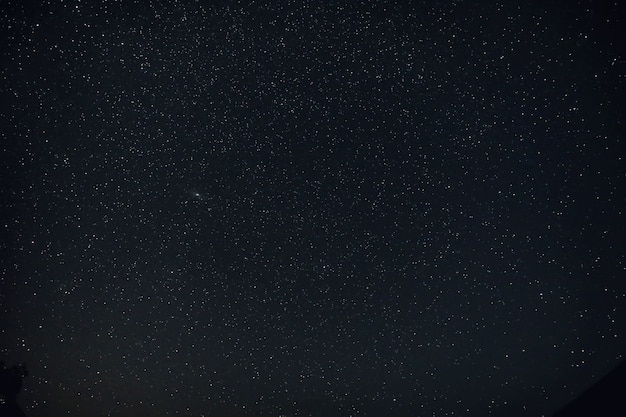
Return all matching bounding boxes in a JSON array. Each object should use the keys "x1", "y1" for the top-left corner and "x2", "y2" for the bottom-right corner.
[{"x1": 1, "y1": 1, "x2": 625, "y2": 416}]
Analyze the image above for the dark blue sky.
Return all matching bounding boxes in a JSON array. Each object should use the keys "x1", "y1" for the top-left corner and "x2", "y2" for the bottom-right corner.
[{"x1": 1, "y1": 1, "x2": 625, "y2": 416}]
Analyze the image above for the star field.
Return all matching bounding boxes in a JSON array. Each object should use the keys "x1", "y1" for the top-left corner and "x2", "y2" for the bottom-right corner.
[{"x1": 1, "y1": 1, "x2": 625, "y2": 416}]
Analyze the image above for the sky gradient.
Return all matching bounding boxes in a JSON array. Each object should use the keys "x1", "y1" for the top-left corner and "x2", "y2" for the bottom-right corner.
[{"x1": 1, "y1": 1, "x2": 625, "y2": 416}]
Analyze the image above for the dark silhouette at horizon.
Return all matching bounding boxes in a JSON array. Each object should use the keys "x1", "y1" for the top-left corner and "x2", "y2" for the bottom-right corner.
[
  {"x1": 553, "y1": 360, "x2": 626, "y2": 417},
  {"x1": 0, "y1": 361, "x2": 29, "y2": 417}
]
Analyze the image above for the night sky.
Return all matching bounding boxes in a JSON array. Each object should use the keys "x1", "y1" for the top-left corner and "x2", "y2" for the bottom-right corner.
[{"x1": 1, "y1": 1, "x2": 625, "y2": 416}]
